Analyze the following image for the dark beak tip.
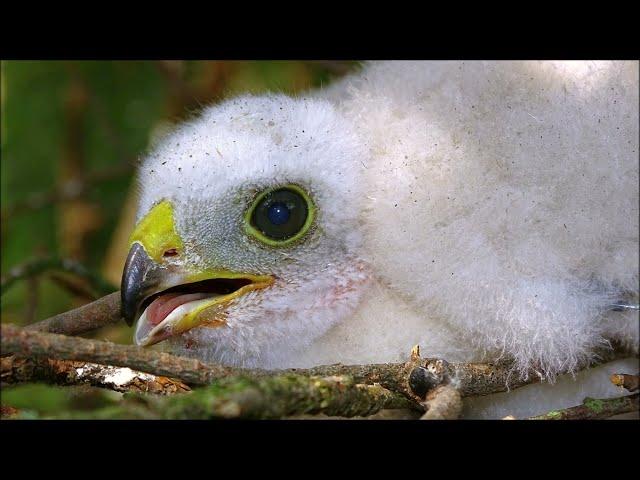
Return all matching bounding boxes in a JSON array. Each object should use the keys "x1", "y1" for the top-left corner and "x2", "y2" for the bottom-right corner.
[
  {"x1": 121, "y1": 288, "x2": 138, "y2": 327},
  {"x1": 121, "y1": 242, "x2": 155, "y2": 328},
  {"x1": 122, "y1": 309, "x2": 135, "y2": 327}
]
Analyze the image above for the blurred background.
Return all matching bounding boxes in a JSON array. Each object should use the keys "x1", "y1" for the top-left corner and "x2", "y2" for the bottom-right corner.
[{"x1": 0, "y1": 60, "x2": 359, "y2": 415}]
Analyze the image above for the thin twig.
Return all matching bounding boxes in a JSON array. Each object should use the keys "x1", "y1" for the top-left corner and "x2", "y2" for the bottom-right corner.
[
  {"x1": 24, "y1": 292, "x2": 122, "y2": 336},
  {"x1": 416, "y1": 347, "x2": 634, "y2": 398},
  {"x1": 1, "y1": 257, "x2": 115, "y2": 297},
  {"x1": 49, "y1": 273, "x2": 98, "y2": 302},
  {"x1": 528, "y1": 394, "x2": 638, "y2": 420}
]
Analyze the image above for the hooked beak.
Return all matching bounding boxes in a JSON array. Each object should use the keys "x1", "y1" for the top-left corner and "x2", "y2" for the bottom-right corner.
[
  {"x1": 121, "y1": 242, "x2": 164, "y2": 326},
  {"x1": 121, "y1": 200, "x2": 273, "y2": 346},
  {"x1": 121, "y1": 243, "x2": 273, "y2": 346}
]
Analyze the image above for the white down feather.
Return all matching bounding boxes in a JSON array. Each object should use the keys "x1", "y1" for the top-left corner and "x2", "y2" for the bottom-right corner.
[
  {"x1": 315, "y1": 61, "x2": 639, "y2": 377},
  {"x1": 136, "y1": 61, "x2": 639, "y2": 418}
]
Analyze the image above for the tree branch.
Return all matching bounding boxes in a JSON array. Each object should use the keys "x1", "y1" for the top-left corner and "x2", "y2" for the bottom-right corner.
[
  {"x1": 45, "y1": 375, "x2": 414, "y2": 420},
  {"x1": 49, "y1": 272, "x2": 99, "y2": 302},
  {"x1": 1, "y1": 355, "x2": 190, "y2": 395},
  {"x1": 528, "y1": 394, "x2": 638, "y2": 420},
  {"x1": 24, "y1": 292, "x2": 122, "y2": 336},
  {"x1": 2, "y1": 323, "x2": 245, "y2": 384},
  {"x1": 2, "y1": 324, "x2": 633, "y2": 400}
]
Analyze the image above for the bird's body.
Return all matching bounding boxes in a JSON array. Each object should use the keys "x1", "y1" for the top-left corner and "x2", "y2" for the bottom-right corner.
[{"x1": 125, "y1": 61, "x2": 639, "y2": 418}]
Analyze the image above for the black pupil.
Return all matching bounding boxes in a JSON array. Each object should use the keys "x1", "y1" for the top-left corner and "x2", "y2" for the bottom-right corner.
[
  {"x1": 267, "y1": 202, "x2": 290, "y2": 225},
  {"x1": 252, "y1": 188, "x2": 308, "y2": 241}
]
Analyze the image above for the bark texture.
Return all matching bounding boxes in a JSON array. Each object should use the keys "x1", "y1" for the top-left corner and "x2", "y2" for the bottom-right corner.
[
  {"x1": 25, "y1": 291, "x2": 122, "y2": 336},
  {"x1": 50, "y1": 375, "x2": 413, "y2": 419},
  {"x1": 528, "y1": 394, "x2": 639, "y2": 420},
  {"x1": 1, "y1": 355, "x2": 190, "y2": 394}
]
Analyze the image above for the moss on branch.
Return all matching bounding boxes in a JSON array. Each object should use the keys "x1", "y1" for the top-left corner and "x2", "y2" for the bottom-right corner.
[
  {"x1": 45, "y1": 374, "x2": 413, "y2": 419},
  {"x1": 529, "y1": 394, "x2": 638, "y2": 420}
]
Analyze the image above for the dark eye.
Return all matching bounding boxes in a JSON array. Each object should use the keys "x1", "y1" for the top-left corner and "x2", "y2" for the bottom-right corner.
[
  {"x1": 245, "y1": 185, "x2": 315, "y2": 245},
  {"x1": 252, "y1": 189, "x2": 308, "y2": 240}
]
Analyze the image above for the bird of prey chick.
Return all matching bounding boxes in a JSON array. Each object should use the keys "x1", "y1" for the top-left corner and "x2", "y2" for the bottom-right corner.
[{"x1": 121, "y1": 61, "x2": 639, "y2": 418}]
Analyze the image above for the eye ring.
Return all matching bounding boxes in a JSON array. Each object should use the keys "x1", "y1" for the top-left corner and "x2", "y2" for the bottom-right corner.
[{"x1": 244, "y1": 184, "x2": 316, "y2": 247}]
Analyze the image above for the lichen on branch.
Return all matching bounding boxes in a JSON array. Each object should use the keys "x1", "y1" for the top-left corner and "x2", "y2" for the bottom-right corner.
[{"x1": 1, "y1": 355, "x2": 190, "y2": 394}]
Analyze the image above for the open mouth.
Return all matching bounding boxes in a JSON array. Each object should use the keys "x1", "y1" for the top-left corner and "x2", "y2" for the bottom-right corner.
[{"x1": 134, "y1": 276, "x2": 272, "y2": 346}]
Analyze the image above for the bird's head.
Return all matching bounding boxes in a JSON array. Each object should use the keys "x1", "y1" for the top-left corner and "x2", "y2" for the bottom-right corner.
[{"x1": 121, "y1": 94, "x2": 372, "y2": 366}]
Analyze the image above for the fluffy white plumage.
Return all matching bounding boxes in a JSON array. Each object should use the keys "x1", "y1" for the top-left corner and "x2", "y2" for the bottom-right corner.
[{"x1": 134, "y1": 61, "x2": 639, "y2": 418}]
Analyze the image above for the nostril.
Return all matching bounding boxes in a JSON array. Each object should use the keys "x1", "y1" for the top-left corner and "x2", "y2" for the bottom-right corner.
[{"x1": 163, "y1": 248, "x2": 179, "y2": 258}]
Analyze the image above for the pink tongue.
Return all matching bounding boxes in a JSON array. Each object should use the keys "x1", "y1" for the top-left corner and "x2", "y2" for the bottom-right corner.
[{"x1": 147, "y1": 293, "x2": 211, "y2": 327}]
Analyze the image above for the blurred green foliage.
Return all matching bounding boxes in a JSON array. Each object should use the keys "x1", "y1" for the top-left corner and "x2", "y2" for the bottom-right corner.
[{"x1": 0, "y1": 60, "x2": 358, "y2": 416}]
